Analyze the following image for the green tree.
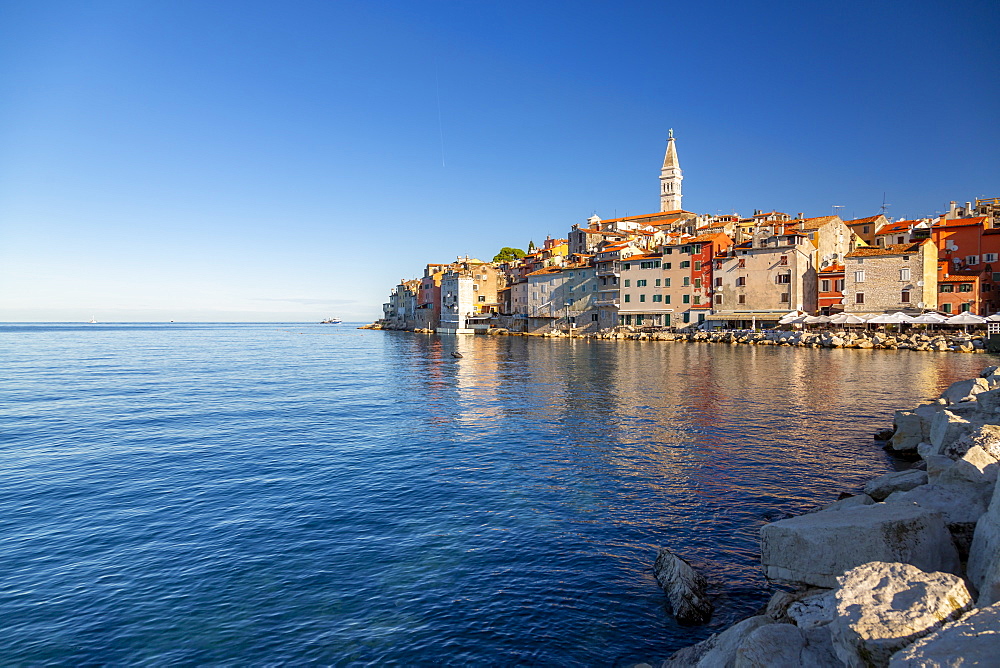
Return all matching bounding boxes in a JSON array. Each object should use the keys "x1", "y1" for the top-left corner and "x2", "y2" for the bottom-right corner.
[
  {"x1": 527, "y1": 240, "x2": 535, "y2": 252},
  {"x1": 492, "y1": 247, "x2": 526, "y2": 263}
]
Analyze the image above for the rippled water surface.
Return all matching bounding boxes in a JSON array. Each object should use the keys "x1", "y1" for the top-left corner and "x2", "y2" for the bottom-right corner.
[{"x1": 0, "y1": 323, "x2": 991, "y2": 665}]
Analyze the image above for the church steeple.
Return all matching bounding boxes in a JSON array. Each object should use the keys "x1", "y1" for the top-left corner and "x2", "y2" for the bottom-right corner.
[{"x1": 659, "y1": 129, "x2": 683, "y2": 212}]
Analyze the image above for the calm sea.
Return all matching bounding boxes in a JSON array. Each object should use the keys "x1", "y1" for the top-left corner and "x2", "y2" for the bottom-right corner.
[{"x1": 0, "y1": 323, "x2": 990, "y2": 666}]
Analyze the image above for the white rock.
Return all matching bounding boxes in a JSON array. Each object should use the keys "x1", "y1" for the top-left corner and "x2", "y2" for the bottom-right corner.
[
  {"x1": 937, "y1": 445, "x2": 999, "y2": 490},
  {"x1": 829, "y1": 561, "x2": 973, "y2": 668},
  {"x1": 939, "y1": 378, "x2": 989, "y2": 404},
  {"x1": 890, "y1": 411, "x2": 924, "y2": 452},
  {"x1": 733, "y1": 623, "x2": 805, "y2": 668},
  {"x1": 884, "y1": 484, "x2": 989, "y2": 526},
  {"x1": 760, "y1": 504, "x2": 960, "y2": 588},
  {"x1": 926, "y1": 410, "x2": 974, "y2": 458},
  {"x1": 786, "y1": 590, "x2": 837, "y2": 630},
  {"x1": 951, "y1": 423, "x2": 1000, "y2": 460},
  {"x1": 691, "y1": 615, "x2": 773, "y2": 668},
  {"x1": 864, "y1": 470, "x2": 928, "y2": 501},
  {"x1": 820, "y1": 494, "x2": 875, "y2": 512},
  {"x1": 653, "y1": 547, "x2": 713, "y2": 625},
  {"x1": 968, "y1": 473, "x2": 1000, "y2": 605},
  {"x1": 888, "y1": 600, "x2": 1000, "y2": 667}
]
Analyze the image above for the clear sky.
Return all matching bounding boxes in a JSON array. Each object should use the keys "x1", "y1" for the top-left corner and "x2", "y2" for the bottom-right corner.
[{"x1": 2, "y1": 0, "x2": 998, "y2": 322}]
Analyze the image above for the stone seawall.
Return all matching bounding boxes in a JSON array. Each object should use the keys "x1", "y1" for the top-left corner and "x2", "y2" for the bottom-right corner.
[
  {"x1": 363, "y1": 322, "x2": 990, "y2": 353},
  {"x1": 649, "y1": 367, "x2": 1000, "y2": 667}
]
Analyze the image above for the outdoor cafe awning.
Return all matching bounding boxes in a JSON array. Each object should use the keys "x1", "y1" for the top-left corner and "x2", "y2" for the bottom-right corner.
[{"x1": 704, "y1": 311, "x2": 792, "y2": 321}]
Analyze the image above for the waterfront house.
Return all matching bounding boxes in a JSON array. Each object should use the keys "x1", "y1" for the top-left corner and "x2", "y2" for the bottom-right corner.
[
  {"x1": 844, "y1": 215, "x2": 889, "y2": 246},
  {"x1": 842, "y1": 240, "x2": 937, "y2": 314},
  {"x1": 438, "y1": 259, "x2": 504, "y2": 334},
  {"x1": 817, "y1": 263, "x2": 846, "y2": 315},
  {"x1": 708, "y1": 225, "x2": 816, "y2": 328},
  {"x1": 619, "y1": 253, "x2": 671, "y2": 327}
]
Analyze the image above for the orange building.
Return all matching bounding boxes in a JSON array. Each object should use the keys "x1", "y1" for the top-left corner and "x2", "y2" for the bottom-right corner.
[{"x1": 817, "y1": 264, "x2": 846, "y2": 314}]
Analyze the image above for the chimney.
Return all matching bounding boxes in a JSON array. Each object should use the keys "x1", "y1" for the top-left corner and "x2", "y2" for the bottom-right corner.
[
  {"x1": 948, "y1": 201, "x2": 957, "y2": 219},
  {"x1": 797, "y1": 213, "x2": 804, "y2": 220}
]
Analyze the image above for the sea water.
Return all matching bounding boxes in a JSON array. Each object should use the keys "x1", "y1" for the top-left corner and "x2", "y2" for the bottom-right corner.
[{"x1": 0, "y1": 323, "x2": 988, "y2": 665}]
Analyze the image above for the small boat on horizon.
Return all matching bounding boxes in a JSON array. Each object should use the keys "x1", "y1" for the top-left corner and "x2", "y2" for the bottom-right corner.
[
  {"x1": 88, "y1": 315, "x2": 97, "y2": 324},
  {"x1": 320, "y1": 317, "x2": 343, "y2": 324}
]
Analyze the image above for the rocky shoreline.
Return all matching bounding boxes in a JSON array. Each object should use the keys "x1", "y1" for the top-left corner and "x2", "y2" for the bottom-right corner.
[
  {"x1": 645, "y1": 367, "x2": 1000, "y2": 667},
  {"x1": 361, "y1": 323, "x2": 991, "y2": 353}
]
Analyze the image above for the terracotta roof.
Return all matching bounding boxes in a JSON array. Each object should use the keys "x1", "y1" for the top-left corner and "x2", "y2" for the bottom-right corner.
[
  {"x1": 844, "y1": 215, "x2": 883, "y2": 226},
  {"x1": 625, "y1": 253, "x2": 662, "y2": 261},
  {"x1": 845, "y1": 241, "x2": 924, "y2": 257},
  {"x1": 526, "y1": 267, "x2": 563, "y2": 277},
  {"x1": 939, "y1": 274, "x2": 979, "y2": 282},
  {"x1": 798, "y1": 215, "x2": 841, "y2": 230},
  {"x1": 876, "y1": 220, "x2": 918, "y2": 235},
  {"x1": 818, "y1": 264, "x2": 845, "y2": 274},
  {"x1": 934, "y1": 216, "x2": 988, "y2": 228},
  {"x1": 689, "y1": 232, "x2": 730, "y2": 244}
]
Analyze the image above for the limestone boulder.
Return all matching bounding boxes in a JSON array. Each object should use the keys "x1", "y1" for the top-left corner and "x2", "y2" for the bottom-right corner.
[
  {"x1": 733, "y1": 623, "x2": 805, "y2": 668},
  {"x1": 760, "y1": 503, "x2": 960, "y2": 588},
  {"x1": 890, "y1": 404, "x2": 945, "y2": 453},
  {"x1": 968, "y1": 473, "x2": 1000, "y2": 605},
  {"x1": 820, "y1": 494, "x2": 875, "y2": 512},
  {"x1": 950, "y1": 423, "x2": 1000, "y2": 460},
  {"x1": 652, "y1": 547, "x2": 713, "y2": 625},
  {"x1": 786, "y1": 590, "x2": 837, "y2": 630},
  {"x1": 864, "y1": 470, "x2": 928, "y2": 501},
  {"x1": 888, "y1": 601, "x2": 1000, "y2": 667},
  {"x1": 692, "y1": 615, "x2": 772, "y2": 668},
  {"x1": 829, "y1": 561, "x2": 973, "y2": 668},
  {"x1": 925, "y1": 410, "x2": 976, "y2": 459}
]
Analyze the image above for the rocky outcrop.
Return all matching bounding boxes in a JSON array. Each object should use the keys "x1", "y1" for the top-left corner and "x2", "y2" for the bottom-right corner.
[
  {"x1": 968, "y1": 473, "x2": 1000, "y2": 606},
  {"x1": 652, "y1": 548, "x2": 713, "y2": 625},
  {"x1": 888, "y1": 601, "x2": 1000, "y2": 666},
  {"x1": 828, "y1": 562, "x2": 973, "y2": 667},
  {"x1": 863, "y1": 469, "x2": 928, "y2": 501},
  {"x1": 760, "y1": 504, "x2": 960, "y2": 588}
]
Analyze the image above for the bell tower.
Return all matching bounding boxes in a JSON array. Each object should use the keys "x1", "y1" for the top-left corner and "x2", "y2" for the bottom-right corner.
[{"x1": 659, "y1": 129, "x2": 683, "y2": 212}]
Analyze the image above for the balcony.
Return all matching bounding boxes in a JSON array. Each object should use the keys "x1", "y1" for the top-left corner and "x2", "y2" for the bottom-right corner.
[
  {"x1": 593, "y1": 298, "x2": 620, "y2": 307},
  {"x1": 595, "y1": 263, "x2": 620, "y2": 277}
]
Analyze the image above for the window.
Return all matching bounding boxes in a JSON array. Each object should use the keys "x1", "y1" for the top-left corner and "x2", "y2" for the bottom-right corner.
[
  {"x1": 624, "y1": 315, "x2": 632, "y2": 325},
  {"x1": 856, "y1": 292, "x2": 865, "y2": 304},
  {"x1": 821, "y1": 279, "x2": 831, "y2": 292},
  {"x1": 738, "y1": 294, "x2": 746, "y2": 304},
  {"x1": 736, "y1": 276, "x2": 746, "y2": 287},
  {"x1": 901, "y1": 290, "x2": 910, "y2": 303},
  {"x1": 683, "y1": 312, "x2": 691, "y2": 323},
  {"x1": 640, "y1": 260, "x2": 658, "y2": 269},
  {"x1": 591, "y1": 313, "x2": 598, "y2": 321},
  {"x1": 473, "y1": 284, "x2": 479, "y2": 291},
  {"x1": 654, "y1": 260, "x2": 661, "y2": 268},
  {"x1": 862, "y1": 225, "x2": 870, "y2": 234},
  {"x1": 899, "y1": 267, "x2": 910, "y2": 281},
  {"x1": 680, "y1": 260, "x2": 691, "y2": 268},
  {"x1": 653, "y1": 294, "x2": 663, "y2": 302},
  {"x1": 695, "y1": 278, "x2": 702, "y2": 288},
  {"x1": 694, "y1": 261, "x2": 702, "y2": 270},
  {"x1": 623, "y1": 263, "x2": 631, "y2": 270},
  {"x1": 897, "y1": 236, "x2": 905, "y2": 244},
  {"x1": 855, "y1": 270, "x2": 866, "y2": 283},
  {"x1": 624, "y1": 294, "x2": 631, "y2": 303},
  {"x1": 478, "y1": 295, "x2": 486, "y2": 302},
  {"x1": 624, "y1": 279, "x2": 630, "y2": 287},
  {"x1": 655, "y1": 278, "x2": 661, "y2": 287},
  {"x1": 835, "y1": 279, "x2": 844, "y2": 291},
  {"x1": 940, "y1": 284, "x2": 954, "y2": 293},
  {"x1": 967, "y1": 256, "x2": 980, "y2": 266},
  {"x1": 665, "y1": 248, "x2": 673, "y2": 254},
  {"x1": 994, "y1": 272, "x2": 1000, "y2": 282},
  {"x1": 639, "y1": 294, "x2": 646, "y2": 302},
  {"x1": 775, "y1": 273, "x2": 791, "y2": 284},
  {"x1": 664, "y1": 262, "x2": 672, "y2": 269},
  {"x1": 777, "y1": 292, "x2": 788, "y2": 302},
  {"x1": 941, "y1": 303, "x2": 952, "y2": 313},
  {"x1": 682, "y1": 245, "x2": 691, "y2": 253},
  {"x1": 876, "y1": 238, "x2": 884, "y2": 246},
  {"x1": 715, "y1": 294, "x2": 723, "y2": 304},
  {"x1": 693, "y1": 296, "x2": 701, "y2": 305},
  {"x1": 665, "y1": 278, "x2": 671, "y2": 287},
  {"x1": 738, "y1": 259, "x2": 746, "y2": 268},
  {"x1": 715, "y1": 277, "x2": 722, "y2": 287},
  {"x1": 985, "y1": 284, "x2": 993, "y2": 292},
  {"x1": 902, "y1": 256, "x2": 909, "y2": 262},
  {"x1": 857, "y1": 258, "x2": 864, "y2": 264},
  {"x1": 960, "y1": 283, "x2": 974, "y2": 292},
  {"x1": 780, "y1": 255, "x2": 789, "y2": 266},
  {"x1": 664, "y1": 295, "x2": 671, "y2": 304},
  {"x1": 962, "y1": 303, "x2": 972, "y2": 312},
  {"x1": 636, "y1": 279, "x2": 647, "y2": 287},
  {"x1": 985, "y1": 253, "x2": 998, "y2": 263},
  {"x1": 683, "y1": 277, "x2": 690, "y2": 287},
  {"x1": 683, "y1": 294, "x2": 690, "y2": 304}
]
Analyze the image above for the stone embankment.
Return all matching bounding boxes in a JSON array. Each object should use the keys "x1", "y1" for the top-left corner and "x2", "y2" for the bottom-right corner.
[
  {"x1": 595, "y1": 327, "x2": 989, "y2": 353},
  {"x1": 650, "y1": 366, "x2": 1000, "y2": 667},
  {"x1": 363, "y1": 322, "x2": 991, "y2": 353}
]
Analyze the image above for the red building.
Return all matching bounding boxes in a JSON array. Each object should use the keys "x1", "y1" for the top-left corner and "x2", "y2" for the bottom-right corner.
[{"x1": 817, "y1": 264, "x2": 846, "y2": 315}]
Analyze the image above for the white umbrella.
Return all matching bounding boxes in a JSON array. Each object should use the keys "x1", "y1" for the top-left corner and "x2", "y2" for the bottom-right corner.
[
  {"x1": 945, "y1": 312, "x2": 987, "y2": 325},
  {"x1": 986, "y1": 314, "x2": 1000, "y2": 322},
  {"x1": 830, "y1": 313, "x2": 867, "y2": 325},
  {"x1": 778, "y1": 311, "x2": 805, "y2": 325},
  {"x1": 910, "y1": 312, "x2": 948, "y2": 323},
  {"x1": 803, "y1": 315, "x2": 831, "y2": 324},
  {"x1": 868, "y1": 312, "x2": 915, "y2": 324}
]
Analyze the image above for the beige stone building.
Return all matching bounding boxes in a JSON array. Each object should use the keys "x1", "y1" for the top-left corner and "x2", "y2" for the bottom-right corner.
[
  {"x1": 842, "y1": 240, "x2": 938, "y2": 314},
  {"x1": 711, "y1": 228, "x2": 817, "y2": 326},
  {"x1": 438, "y1": 260, "x2": 504, "y2": 334}
]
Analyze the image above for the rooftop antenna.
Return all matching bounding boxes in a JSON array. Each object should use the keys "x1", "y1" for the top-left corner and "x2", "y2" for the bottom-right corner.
[
  {"x1": 879, "y1": 193, "x2": 891, "y2": 217},
  {"x1": 832, "y1": 205, "x2": 845, "y2": 217}
]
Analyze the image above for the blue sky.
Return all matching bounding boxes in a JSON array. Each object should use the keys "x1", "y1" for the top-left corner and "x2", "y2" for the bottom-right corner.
[{"x1": 1, "y1": 0, "x2": 998, "y2": 321}]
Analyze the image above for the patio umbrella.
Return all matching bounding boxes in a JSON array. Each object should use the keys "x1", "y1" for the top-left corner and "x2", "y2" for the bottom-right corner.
[
  {"x1": 830, "y1": 313, "x2": 867, "y2": 325},
  {"x1": 778, "y1": 311, "x2": 805, "y2": 325},
  {"x1": 910, "y1": 313, "x2": 948, "y2": 324},
  {"x1": 986, "y1": 314, "x2": 1000, "y2": 322},
  {"x1": 867, "y1": 312, "x2": 915, "y2": 324},
  {"x1": 945, "y1": 312, "x2": 987, "y2": 325},
  {"x1": 803, "y1": 315, "x2": 831, "y2": 325}
]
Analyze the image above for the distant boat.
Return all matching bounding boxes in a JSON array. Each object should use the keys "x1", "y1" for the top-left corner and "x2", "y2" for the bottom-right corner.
[
  {"x1": 320, "y1": 317, "x2": 343, "y2": 324},
  {"x1": 88, "y1": 315, "x2": 97, "y2": 324}
]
